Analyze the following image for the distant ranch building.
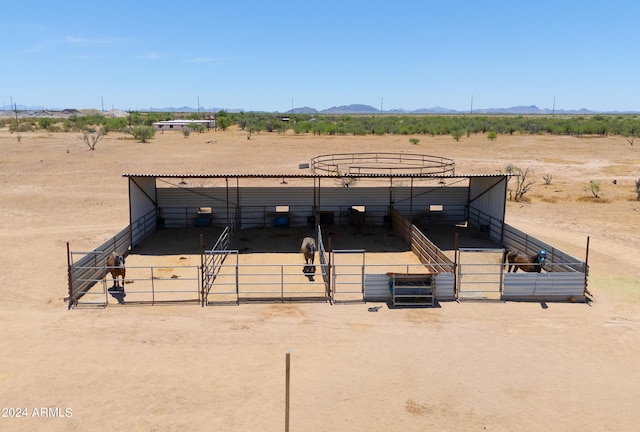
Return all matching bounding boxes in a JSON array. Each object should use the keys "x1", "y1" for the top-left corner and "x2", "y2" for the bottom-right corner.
[{"x1": 153, "y1": 119, "x2": 216, "y2": 131}]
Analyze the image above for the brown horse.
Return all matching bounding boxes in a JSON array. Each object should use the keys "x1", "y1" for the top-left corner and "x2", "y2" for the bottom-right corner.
[
  {"x1": 106, "y1": 252, "x2": 126, "y2": 288},
  {"x1": 504, "y1": 249, "x2": 547, "y2": 273}
]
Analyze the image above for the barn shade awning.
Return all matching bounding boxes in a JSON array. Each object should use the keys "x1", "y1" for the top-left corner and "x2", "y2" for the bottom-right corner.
[{"x1": 122, "y1": 173, "x2": 511, "y2": 179}]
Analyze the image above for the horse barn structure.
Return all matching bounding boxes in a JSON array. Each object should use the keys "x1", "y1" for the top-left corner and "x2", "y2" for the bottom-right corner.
[{"x1": 67, "y1": 152, "x2": 590, "y2": 308}]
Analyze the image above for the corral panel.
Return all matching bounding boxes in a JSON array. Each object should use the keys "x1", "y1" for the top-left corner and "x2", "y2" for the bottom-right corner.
[
  {"x1": 503, "y1": 272, "x2": 586, "y2": 301},
  {"x1": 364, "y1": 274, "x2": 391, "y2": 302},
  {"x1": 434, "y1": 273, "x2": 456, "y2": 300}
]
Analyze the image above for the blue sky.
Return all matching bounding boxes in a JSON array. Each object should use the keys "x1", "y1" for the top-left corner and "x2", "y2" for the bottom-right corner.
[{"x1": 2, "y1": 0, "x2": 639, "y2": 112}]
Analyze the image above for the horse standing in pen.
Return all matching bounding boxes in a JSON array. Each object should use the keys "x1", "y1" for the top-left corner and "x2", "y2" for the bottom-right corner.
[
  {"x1": 504, "y1": 249, "x2": 547, "y2": 273},
  {"x1": 106, "y1": 252, "x2": 126, "y2": 289},
  {"x1": 301, "y1": 237, "x2": 317, "y2": 281}
]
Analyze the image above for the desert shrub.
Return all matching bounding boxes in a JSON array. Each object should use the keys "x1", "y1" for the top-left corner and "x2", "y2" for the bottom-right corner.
[
  {"x1": 409, "y1": 138, "x2": 420, "y2": 145},
  {"x1": 39, "y1": 118, "x2": 53, "y2": 130},
  {"x1": 104, "y1": 117, "x2": 128, "y2": 132},
  {"x1": 9, "y1": 122, "x2": 34, "y2": 133},
  {"x1": 589, "y1": 181, "x2": 601, "y2": 198},
  {"x1": 127, "y1": 126, "x2": 156, "y2": 143},
  {"x1": 487, "y1": 131, "x2": 497, "y2": 140},
  {"x1": 543, "y1": 174, "x2": 553, "y2": 185}
]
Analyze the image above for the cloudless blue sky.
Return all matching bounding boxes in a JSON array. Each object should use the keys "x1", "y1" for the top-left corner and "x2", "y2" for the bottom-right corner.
[{"x1": 2, "y1": 0, "x2": 639, "y2": 112}]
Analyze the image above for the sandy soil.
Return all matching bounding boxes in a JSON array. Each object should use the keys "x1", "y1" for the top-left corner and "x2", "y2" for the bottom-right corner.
[{"x1": 1, "y1": 126, "x2": 639, "y2": 431}]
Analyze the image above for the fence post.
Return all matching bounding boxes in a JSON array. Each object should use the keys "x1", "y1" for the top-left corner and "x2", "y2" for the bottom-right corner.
[
  {"x1": 328, "y1": 237, "x2": 333, "y2": 304},
  {"x1": 151, "y1": 267, "x2": 155, "y2": 305},
  {"x1": 200, "y1": 234, "x2": 205, "y2": 307},
  {"x1": 67, "y1": 242, "x2": 74, "y2": 309}
]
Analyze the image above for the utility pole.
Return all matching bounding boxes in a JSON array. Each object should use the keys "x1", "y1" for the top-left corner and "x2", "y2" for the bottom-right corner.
[
  {"x1": 552, "y1": 97, "x2": 556, "y2": 116},
  {"x1": 380, "y1": 97, "x2": 383, "y2": 115},
  {"x1": 470, "y1": 95, "x2": 474, "y2": 115}
]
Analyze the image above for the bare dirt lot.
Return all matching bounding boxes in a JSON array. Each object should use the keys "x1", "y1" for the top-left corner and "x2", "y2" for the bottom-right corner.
[{"x1": 1, "y1": 126, "x2": 639, "y2": 431}]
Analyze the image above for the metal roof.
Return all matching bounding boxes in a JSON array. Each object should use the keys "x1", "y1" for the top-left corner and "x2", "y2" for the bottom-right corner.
[{"x1": 122, "y1": 173, "x2": 510, "y2": 179}]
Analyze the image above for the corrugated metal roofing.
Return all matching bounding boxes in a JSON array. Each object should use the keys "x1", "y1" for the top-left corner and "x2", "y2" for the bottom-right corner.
[{"x1": 122, "y1": 173, "x2": 511, "y2": 179}]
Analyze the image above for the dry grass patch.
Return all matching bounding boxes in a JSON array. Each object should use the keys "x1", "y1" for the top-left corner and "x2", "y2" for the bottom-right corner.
[
  {"x1": 602, "y1": 164, "x2": 640, "y2": 176},
  {"x1": 540, "y1": 195, "x2": 561, "y2": 203},
  {"x1": 576, "y1": 196, "x2": 611, "y2": 203},
  {"x1": 540, "y1": 157, "x2": 586, "y2": 166}
]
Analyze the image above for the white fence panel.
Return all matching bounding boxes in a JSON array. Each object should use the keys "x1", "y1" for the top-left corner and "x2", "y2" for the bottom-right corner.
[
  {"x1": 434, "y1": 273, "x2": 456, "y2": 300},
  {"x1": 364, "y1": 274, "x2": 391, "y2": 302},
  {"x1": 503, "y1": 272, "x2": 586, "y2": 301}
]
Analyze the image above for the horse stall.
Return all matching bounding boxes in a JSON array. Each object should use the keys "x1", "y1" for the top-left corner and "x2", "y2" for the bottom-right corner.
[
  {"x1": 67, "y1": 216, "x2": 218, "y2": 307},
  {"x1": 468, "y1": 206, "x2": 589, "y2": 302},
  {"x1": 500, "y1": 224, "x2": 588, "y2": 302},
  {"x1": 67, "y1": 226, "x2": 131, "y2": 308}
]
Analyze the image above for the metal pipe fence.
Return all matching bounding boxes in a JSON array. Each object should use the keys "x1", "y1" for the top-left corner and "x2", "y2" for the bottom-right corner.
[
  {"x1": 310, "y1": 152, "x2": 456, "y2": 176},
  {"x1": 204, "y1": 262, "x2": 329, "y2": 304},
  {"x1": 73, "y1": 264, "x2": 201, "y2": 306}
]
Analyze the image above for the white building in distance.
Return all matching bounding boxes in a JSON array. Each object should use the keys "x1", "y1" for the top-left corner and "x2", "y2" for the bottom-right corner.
[{"x1": 152, "y1": 119, "x2": 216, "y2": 131}]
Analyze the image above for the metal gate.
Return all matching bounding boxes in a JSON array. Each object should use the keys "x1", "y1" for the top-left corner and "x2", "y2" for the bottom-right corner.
[
  {"x1": 456, "y1": 248, "x2": 504, "y2": 300},
  {"x1": 331, "y1": 249, "x2": 365, "y2": 303},
  {"x1": 202, "y1": 250, "x2": 239, "y2": 304}
]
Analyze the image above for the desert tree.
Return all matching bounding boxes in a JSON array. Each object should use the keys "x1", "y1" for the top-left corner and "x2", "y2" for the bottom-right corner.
[
  {"x1": 78, "y1": 127, "x2": 104, "y2": 150},
  {"x1": 543, "y1": 174, "x2": 553, "y2": 185},
  {"x1": 217, "y1": 115, "x2": 233, "y2": 131},
  {"x1": 635, "y1": 178, "x2": 640, "y2": 200},
  {"x1": 504, "y1": 164, "x2": 535, "y2": 201}
]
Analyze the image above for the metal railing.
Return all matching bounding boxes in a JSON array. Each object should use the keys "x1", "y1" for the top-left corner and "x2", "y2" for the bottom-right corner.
[
  {"x1": 311, "y1": 152, "x2": 456, "y2": 176},
  {"x1": 204, "y1": 262, "x2": 328, "y2": 304},
  {"x1": 72, "y1": 264, "x2": 201, "y2": 306}
]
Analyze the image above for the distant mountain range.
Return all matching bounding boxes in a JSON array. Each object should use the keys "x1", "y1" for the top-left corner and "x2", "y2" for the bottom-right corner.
[
  {"x1": 286, "y1": 104, "x2": 637, "y2": 115},
  {"x1": 2, "y1": 104, "x2": 639, "y2": 115}
]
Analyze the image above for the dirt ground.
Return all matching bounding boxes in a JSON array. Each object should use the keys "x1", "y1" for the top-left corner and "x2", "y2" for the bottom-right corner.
[{"x1": 1, "y1": 126, "x2": 639, "y2": 431}]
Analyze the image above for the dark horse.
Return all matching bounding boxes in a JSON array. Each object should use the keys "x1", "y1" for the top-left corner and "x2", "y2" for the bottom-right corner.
[{"x1": 504, "y1": 249, "x2": 547, "y2": 273}]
